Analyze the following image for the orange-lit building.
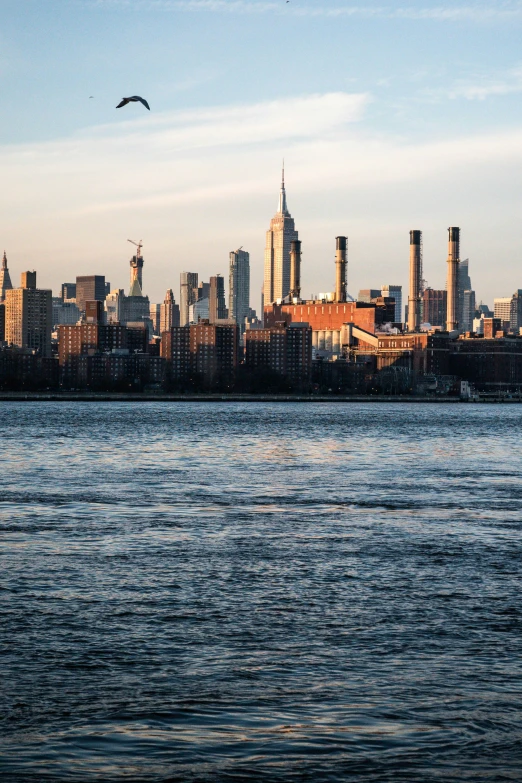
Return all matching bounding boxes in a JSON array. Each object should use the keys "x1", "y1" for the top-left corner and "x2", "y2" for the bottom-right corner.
[{"x1": 264, "y1": 301, "x2": 378, "y2": 333}]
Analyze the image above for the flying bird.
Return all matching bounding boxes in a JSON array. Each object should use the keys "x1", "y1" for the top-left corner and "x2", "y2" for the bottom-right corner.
[{"x1": 116, "y1": 96, "x2": 150, "y2": 111}]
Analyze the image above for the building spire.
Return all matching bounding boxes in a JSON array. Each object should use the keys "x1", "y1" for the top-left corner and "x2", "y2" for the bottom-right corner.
[
  {"x1": 278, "y1": 161, "x2": 288, "y2": 215},
  {"x1": 0, "y1": 250, "x2": 13, "y2": 300}
]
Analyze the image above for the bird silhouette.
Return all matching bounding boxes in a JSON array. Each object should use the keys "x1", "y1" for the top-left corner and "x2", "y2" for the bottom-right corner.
[{"x1": 116, "y1": 96, "x2": 150, "y2": 111}]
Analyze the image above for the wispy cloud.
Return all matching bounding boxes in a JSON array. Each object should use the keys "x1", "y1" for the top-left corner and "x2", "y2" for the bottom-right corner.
[
  {"x1": 0, "y1": 92, "x2": 369, "y2": 216},
  {"x1": 448, "y1": 65, "x2": 522, "y2": 100},
  {"x1": 89, "y1": 0, "x2": 522, "y2": 22}
]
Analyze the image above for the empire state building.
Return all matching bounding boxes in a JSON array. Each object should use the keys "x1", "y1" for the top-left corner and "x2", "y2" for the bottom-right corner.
[{"x1": 263, "y1": 168, "x2": 298, "y2": 305}]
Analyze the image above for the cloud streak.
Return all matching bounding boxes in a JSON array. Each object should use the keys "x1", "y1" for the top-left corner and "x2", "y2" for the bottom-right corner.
[
  {"x1": 447, "y1": 65, "x2": 522, "y2": 100},
  {"x1": 90, "y1": 0, "x2": 522, "y2": 22}
]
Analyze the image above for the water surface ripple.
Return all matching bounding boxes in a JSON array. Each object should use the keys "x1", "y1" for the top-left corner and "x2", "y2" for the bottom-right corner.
[{"x1": 1, "y1": 402, "x2": 522, "y2": 782}]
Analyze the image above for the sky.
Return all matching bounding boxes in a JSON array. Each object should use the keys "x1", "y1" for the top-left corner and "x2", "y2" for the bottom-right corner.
[{"x1": 2, "y1": 0, "x2": 522, "y2": 311}]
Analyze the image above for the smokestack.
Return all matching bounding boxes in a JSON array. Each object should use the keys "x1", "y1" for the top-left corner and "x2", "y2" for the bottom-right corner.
[
  {"x1": 289, "y1": 239, "x2": 301, "y2": 301},
  {"x1": 407, "y1": 230, "x2": 422, "y2": 332},
  {"x1": 335, "y1": 236, "x2": 347, "y2": 303},
  {"x1": 446, "y1": 226, "x2": 460, "y2": 332}
]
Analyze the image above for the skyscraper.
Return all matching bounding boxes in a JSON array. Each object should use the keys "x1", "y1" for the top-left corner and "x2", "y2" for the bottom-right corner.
[
  {"x1": 0, "y1": 252, "x2": 13, "y2": 301},
  {"x1": 462, "y1": 290, "x2": 476, "y2": 332},
  {"x1": 180, "y1": 272, "x2": 198, "y2": 327},
  {"x1": 263, "y1": 167, "x2": 298, "y2": 306},
  {"x1": 129, "y1": 244, "x2": 144, "y2": 289},
  {"x1": 76, "y1": 276, "x2": 106, "y2": 313},
  {"x1": 150, "y1": 303, "x2": 161, "y2": 334},
  {"x1": 5, "y1": 271, "x2": 52, "y2": 356},
  {"x1": 458, "y1": 258, "x2": 472, "y2": 328},
  {"x1": 381, "y1": 285, "x2": 402, "y2": 323},
  {"x1": 209, "y1": 275, "x2": 227, "y2": 322},
  {"x1": 229, "y1": 248, "x2": 250, "y2": 334},
  {"x1": 160, "y1": 289, "x2": 180, "y2": 333}
]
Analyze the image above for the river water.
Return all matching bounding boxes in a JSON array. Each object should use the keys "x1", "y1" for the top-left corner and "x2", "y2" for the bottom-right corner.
[{"x1": 1, "y1": 402, "x2": 521, "y2": 782}]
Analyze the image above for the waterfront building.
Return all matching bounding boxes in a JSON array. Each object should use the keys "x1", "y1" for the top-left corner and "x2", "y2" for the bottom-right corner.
[
  {"x1": 263, "y1": 167, "x2": 299, "y2": 305},
  {"x1": 229, "y1": 249, "x2": 250, "y2": 335},
  {"x1": 58, "y1": 323, "x2": 126, "y2": 365},
  {"x1": 180, "y1": 272, "x2": 198, "y2": 327},
  {"x1": 245, "y1": 323, "x2": 312, "y2": 384},
  {"x1": 265, "y1": 300, "x2": 389, "y2": 336},
  {"x1": 0, "y1": 252, "x2": 13, "y2": 301},
  {"x1": 5, "y1": 271, "x2": 52, "y2": 357},
  {"x1": 381, "y1": 285, "x2": 402, "y2": 323},
  {"x1": 76, "y1": 275, "x2": 106, "y2": 313},
  {"x1": 161, "y1": 321, "x2": 239, "y2": 387}
]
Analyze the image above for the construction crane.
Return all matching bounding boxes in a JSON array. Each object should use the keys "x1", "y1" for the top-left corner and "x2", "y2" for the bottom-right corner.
[{"x1": 127, "y1": 239, "x2": 143, "y2": 258}]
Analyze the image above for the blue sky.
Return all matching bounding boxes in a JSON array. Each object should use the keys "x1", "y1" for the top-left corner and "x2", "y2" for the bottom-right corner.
[{"x1": 2, "y1": 0, "x2": 522, "y2": 308}]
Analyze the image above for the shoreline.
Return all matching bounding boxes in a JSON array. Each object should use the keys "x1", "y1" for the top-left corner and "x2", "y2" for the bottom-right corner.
[{"x1": 0, "y1": 392, "x2": 517, "y2": 403}]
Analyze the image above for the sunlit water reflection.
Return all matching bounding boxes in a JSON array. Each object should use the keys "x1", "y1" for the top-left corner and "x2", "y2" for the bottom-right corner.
[{"x1": 1, "y1": 402, "x2": 522, "y2": 781}]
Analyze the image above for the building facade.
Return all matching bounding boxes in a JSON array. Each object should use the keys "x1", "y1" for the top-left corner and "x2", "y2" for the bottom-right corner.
[
  {"x1": 462, "y1": 290, "x2": 476, "y2": 333},
  {"x1": 381, "y1": 285, "x2": 402, "y2": 323},
  {"x1": 245, "y1": 323, "x2": 313, "y2": 384},
  {"x1": 160, "y1": 289, "x2": 180, "y2": 333},
  {"x1": 229, "y1": 249, "x2": 250, "y2": 335},
  {"x1": 209, "y1": 275, "x2": 227, "y2": 322},
  {"x1": 458, "y1": 258, "x2": 472, "y2": 328},
  {"x1": 52, "y1": 298, "x2": 80, "y2": 328},
  {"x1": 422, "y1": 288, "x2": 447, "y2": 328},
  {"x1": 161, "y1": 321, "x2": 239, "y2": 387},
  {"x1": 180, "y1": 272, "x2": 198, "y2": 327},
  {"x1": 61, "y1": 282, "x2": 76, "y2": 302},
  {"x1": 5, "y1": 272, "x2": 52, "y2": 356},
  {"x1": 76, "y1": 275, "x2": 106, "y2": 313}
]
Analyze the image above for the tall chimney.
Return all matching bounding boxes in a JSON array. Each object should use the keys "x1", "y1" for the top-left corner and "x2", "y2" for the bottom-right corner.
[
  {"x1": 407, "y1": 230, "x2": 422, "y2": 332},
  {"x1": 289, "y1": 239, "x2": 301, "y2": 301},
  {"x1": 446, "y1": 226, "x2": 460, "y2": 332},
  {"x1": 335, "y1": 236, "x2": 347, "y2": 303}
]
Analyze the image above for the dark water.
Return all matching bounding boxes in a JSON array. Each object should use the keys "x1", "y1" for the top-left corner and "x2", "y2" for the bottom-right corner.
[{"x1": 1, "y1": 402, "x2": 522, "y2": 782}]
